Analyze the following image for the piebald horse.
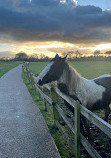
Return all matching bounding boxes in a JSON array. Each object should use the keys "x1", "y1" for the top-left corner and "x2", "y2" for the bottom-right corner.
[{"x1": 38, "y1": 54, "x2": 111, "y2": 122}]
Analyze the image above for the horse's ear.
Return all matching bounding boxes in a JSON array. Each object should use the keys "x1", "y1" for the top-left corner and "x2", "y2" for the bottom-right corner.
[
  {"x1": 63, "y1": 55, "x2": 67, "y2": 61},
  {"x1": 55, "y1": 54, "x2": 59, "y2": 59}
]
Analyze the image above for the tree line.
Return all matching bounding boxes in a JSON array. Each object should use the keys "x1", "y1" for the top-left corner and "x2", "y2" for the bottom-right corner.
[{"x1": 1, "y1": 50, "x2": 111, "y2": 62}]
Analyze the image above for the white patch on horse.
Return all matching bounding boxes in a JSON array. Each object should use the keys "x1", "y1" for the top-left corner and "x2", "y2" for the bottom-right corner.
[
  {"x1": 76, "y1": 77, "x2": 106, "y2": 108},
  {"x1": 39, "y1": 61, "x2": 54, "y2": 80}
]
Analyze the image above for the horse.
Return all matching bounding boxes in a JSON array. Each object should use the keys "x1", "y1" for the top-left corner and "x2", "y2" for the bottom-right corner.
[{"x1": 38, "y1": 54, "x2": 111, "y2": 122}]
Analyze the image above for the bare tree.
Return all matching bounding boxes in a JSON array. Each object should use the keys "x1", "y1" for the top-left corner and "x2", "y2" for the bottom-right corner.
[
  {"x1": 76, "y1": 50, "x2": 81, "y2": 59},
  {"x1": 94, "y1": 50, "x2": 101, "y2": 56}
]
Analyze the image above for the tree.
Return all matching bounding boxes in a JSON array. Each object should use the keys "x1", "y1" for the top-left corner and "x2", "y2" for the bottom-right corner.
[
  {"x1": 105, "y1": 51, "x2": 111, "y2": 55},
  {"x1": 94, "y1": 50, "x2": 101, "y2": 56},
  {"x1": 15, "y1": 52, "x2": 28, "y2": 61},
  {"x1": 75, "y1": 50, "x2": 81, "y2": 59},
  {"x1": 30, "y1": 53, "x2": 39, "y2": 59}
]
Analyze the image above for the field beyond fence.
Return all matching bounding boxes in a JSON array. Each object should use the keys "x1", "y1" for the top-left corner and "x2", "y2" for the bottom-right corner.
[{"x1": 23, "y1": 62, "x2": 111, "y2": 158}]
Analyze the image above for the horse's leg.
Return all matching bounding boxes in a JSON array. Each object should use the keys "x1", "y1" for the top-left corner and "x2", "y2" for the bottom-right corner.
[{"x1": 104, "y1": 105, "x2": 110, "y2": 122}]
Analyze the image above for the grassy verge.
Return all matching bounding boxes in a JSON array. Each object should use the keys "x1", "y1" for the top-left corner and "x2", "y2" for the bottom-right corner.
[
  {"x1": 22, "y1": 71, "x2": 73, "y2": 158},
  {"x1": 0, "y1": 61, "x2": 19, "y2": 77}
]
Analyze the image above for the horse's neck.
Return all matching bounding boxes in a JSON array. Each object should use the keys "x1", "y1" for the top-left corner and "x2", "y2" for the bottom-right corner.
[
  {"x1": 76, "y1": 77, "x2": 89, "y2": 95},
  {"x1": 57, "y1": 64, "x2": 105, "y2": 107},
  {"x1": 58, "y1": 64, "x2": 81, "y2": 94}
]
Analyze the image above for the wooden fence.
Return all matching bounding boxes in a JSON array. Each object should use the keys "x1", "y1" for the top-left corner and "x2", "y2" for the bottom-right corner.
[{"x1": 23, "y1": 64, "x2": 111, "y2": 158}]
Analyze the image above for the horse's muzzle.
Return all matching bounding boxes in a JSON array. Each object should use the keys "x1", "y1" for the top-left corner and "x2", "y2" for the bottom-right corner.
[{"x1": 38, "y1": 79, "x2": 43, "y2": 86}]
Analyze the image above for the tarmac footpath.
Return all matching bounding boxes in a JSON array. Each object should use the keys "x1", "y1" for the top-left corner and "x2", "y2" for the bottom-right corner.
[{"x1": 0, "y1": 65, "x2": 60, "y2": 158}]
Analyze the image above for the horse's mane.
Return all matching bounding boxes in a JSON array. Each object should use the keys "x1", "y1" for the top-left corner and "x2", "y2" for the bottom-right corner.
[
  {"x1": 68, "y1": 63, "x2": 81, "y2": 91},
  {"x1": 59, "y1": 61, "x2": 81, "y2": 93}
]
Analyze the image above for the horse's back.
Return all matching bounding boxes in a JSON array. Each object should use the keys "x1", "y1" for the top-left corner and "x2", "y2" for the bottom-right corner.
[
  {"x1": 93, "y1": 75, "x2": 111, "y2": 89},
  {"x1": 88, "y1": 75, "x2": 111, "y2": 111},
  {"x1": 93, "y1": 75, "x2": 111, "y2": 106}
]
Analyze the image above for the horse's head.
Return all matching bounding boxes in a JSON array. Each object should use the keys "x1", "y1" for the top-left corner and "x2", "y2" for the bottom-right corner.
[{"x1": 38, "y1": 54, "x2": 67, "y2": 86}]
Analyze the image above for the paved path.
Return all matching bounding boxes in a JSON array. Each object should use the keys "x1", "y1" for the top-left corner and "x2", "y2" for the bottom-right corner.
[{"x1": 0, "y1": 65, "x2": 60, "y2": 158}]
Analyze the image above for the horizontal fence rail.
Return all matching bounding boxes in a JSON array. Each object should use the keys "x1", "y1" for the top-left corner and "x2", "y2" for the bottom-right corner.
[{"x1": 23, "y1": 64, "x2": 111, "y2": 158}]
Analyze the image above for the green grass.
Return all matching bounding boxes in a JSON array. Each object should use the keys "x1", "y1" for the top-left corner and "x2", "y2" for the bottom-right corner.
[
  {"x1": 28, "y1": 61, "x2": 111, "y2": 79},
  {"x1": 69, "y1": 61, "x2": 111, "y2": 79},
  {"x1": 28, "y1": 62, "x2": 48, "y2": 76},
  {"x1": 25, "y1": 61, "x2": 111, "y2": 157},
  {"x1": 0, "y1": 61, "x2": 19, "y2": 77}
]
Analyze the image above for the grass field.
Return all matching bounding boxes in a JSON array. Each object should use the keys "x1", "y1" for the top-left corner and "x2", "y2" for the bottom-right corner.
[
  {"x1": 28, "y1": 61, "x2": 111, "y2": 79},
  {"x1": 24, "y1": 61, "x2": 111, "y2": 158},
  {"x1": 0, "y1": 61, "x2": 19, "y2": 77}
]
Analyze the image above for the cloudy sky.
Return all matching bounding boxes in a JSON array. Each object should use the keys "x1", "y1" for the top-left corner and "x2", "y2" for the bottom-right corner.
[{"x1": 0, "y1": 0, "x2": 111, "y2": 57}]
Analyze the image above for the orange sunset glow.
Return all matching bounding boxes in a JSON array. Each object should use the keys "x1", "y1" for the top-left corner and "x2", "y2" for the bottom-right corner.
[{"x1": 1, "y1": 41, "x2": 111, "y2": 58}]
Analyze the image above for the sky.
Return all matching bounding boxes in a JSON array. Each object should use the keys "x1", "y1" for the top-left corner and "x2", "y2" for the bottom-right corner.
[{"x1": 0, "y1": 0, "x2": 111, "y2": 58}]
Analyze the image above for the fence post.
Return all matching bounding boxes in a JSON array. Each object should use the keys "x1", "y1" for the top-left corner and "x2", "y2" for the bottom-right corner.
[
  {"x1": 51, "y1": 87, "x2": 60, "y2": 124},
  {"x1": 30, "y1": 73, "x2": 33, "y2": 85},
  {"x1": 37, "y1": 90, "x2": 41, "y2": 99},
  {"x1": 44, "y1": 99, "x2": 48, "y2": 111},
  {"x1": 74, "y1": 102, "x2": 80, "y2": 158},
  {"x1": 29, "y1": 71, "x2": 31, "y2": 83},
  {"x1": 27, "y1": 69, "x2": 30, "y2": 81}
]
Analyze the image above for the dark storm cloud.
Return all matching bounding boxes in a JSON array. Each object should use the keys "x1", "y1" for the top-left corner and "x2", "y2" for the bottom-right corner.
[{"x1": 0, "y1": 0, "x2": 111, "y2": 44}]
